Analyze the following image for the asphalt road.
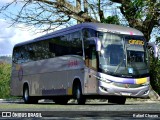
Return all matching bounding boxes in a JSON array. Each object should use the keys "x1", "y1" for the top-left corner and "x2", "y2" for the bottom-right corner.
[{"x1": 0, "y1": 99, "x2": 160, "y2": 119}]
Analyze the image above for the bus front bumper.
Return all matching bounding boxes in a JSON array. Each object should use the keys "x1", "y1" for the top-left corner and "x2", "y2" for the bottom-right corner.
[{"x1": 98, "y1": 80, "x2": 150, "y2": 98}]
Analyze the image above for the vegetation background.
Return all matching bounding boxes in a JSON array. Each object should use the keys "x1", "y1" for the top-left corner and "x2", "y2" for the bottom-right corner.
[
  {"x1": 0, "y1": 53, "x2": 160, "y2": 99},
  {"x1": 150, "y1": 38, "x2": 160, "y2": 96},
  {"x1": 0, "y1": 60, "x2": 11, "y2": 98},
  {"x1": 0, "y1": 0, "x2": 159, "y2": 99}
]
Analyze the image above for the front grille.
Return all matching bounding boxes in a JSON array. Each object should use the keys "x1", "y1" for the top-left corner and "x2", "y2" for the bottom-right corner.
[{"x1": 113, "y1": 82, "x2": 143, "y2": 88}]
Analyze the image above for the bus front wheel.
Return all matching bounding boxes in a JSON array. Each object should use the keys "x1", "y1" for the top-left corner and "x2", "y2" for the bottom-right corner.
[
  {"x1": 23, "y1": 86, "x2": 38, "y2": 104},
  {"x1": 73, "y1": 84, "x2": 86, "y2": 105}
]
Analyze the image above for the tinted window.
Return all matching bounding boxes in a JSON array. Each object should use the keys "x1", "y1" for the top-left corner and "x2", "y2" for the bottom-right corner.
[
  {"x1": 82, "y1": 28, "x2": 96, "y2": 50},
  {"x1": 13, "y1": 30, "x2": 83, "y2": 63}
]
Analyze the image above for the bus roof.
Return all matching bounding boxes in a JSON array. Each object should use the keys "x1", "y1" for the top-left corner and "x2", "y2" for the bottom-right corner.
[{"x1": 14, "y1": 22, "x2": 144, "y2": 47}]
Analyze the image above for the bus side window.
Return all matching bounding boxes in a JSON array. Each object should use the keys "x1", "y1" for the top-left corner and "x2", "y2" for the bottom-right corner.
[
  {"x1": 85, "y1": 45, "x2": 97, "y2": 70},
  {"x1": 13, "y1": 47, "x2": 24, "y2": 64},
  {"x1": 90, "y1": 46, "x2": 97, "y2": 70},
  {"x1": 13, "y1": 49, "x2": 18, "y2": 63},
  {"x1": 49, "y1": 42, "x2": 55, "y2": 54},
  {"x1": 85, "y1": 47, "x2": 90, "y2": 67}
]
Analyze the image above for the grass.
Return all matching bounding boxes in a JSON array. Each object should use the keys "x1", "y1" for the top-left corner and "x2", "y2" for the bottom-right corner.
[
  {"x1": 0, "y1": 104, "x2": 57, "y2": 110},
  {"x1": 0, "y1": 100, "x2": 81, "y2": 111}
]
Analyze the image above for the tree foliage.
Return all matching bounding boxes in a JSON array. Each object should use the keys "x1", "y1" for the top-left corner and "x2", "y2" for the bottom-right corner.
[
  {"x1": 111, "y1": 0, "x2": 160, "y2": 41},
  {"x1": 149, "y1": 37, "x2": 160, "y2": 94},
  {"x1": 102, "y1": 15, "x2": 120, "y2": 25},
  {"x1": 0, "y1": 0, "x2": 160, "y2": 96},
  {"x1": 0, "y1": 62, "x2": 11, "y2": 98},
  {"x1": 1, "y1": 0, "x2": 159, "y2": 40},
  {"x1": 0, "y1": 56, "x2": 12, "y2": 64},
  {"x1": 150, "y1": 59, "x2": 160, "y2": 95}
]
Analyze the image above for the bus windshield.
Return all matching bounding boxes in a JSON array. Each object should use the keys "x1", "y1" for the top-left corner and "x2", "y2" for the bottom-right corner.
[{"x1": 98, "y1": 32, "x2": 149, "y2": 77}]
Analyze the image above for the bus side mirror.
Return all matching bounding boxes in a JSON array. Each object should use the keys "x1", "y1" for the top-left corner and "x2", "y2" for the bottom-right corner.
[{"x1": 147, "y1": 42, "x2": 158, "y2": 58}]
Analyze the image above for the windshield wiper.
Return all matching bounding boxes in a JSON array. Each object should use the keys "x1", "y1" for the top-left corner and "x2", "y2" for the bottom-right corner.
[
  {"x1": 114, "y1": 56, "x2": 125, "y2": 74},
  {"x1": 114, "y1": 38, "x2": 126, "y2": 74}
]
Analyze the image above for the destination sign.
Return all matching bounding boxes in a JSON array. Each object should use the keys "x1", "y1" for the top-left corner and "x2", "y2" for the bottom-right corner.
[{"x1": 128, "y1": 40, "x2": 144, "y2": 45}]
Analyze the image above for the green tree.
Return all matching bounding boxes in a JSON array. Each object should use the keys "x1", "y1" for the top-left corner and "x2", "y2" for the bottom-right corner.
[
  {"x1": 102, "y1": 15, "x2": 120, "y2": 25},
  {"x1": 111, "y1": 0, "x2": 160, "y2": 41},
  {"x1": 0, "y1": 0, "x2": 159, "y2": 40},
  {"x1": 149, "y1": 37, "x2": 160, "y2": 95},
  {"x1": 0, "y1": 0, "x2": 160, "y2": 97},
  {"x1": 0, "y1": 62, "x2": 11, "y2": 98}
]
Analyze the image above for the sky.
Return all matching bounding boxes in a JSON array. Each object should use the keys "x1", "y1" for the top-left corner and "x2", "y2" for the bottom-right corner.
[
  {"x1": 0, "y1": 0, "x2": 44, "y2": 56},
  {"x1": 0, "y1": 19, "x2": 44, "y2": 55},
  {"x1": 0, "y1": 0, "x2": 159, "y2": 56},
  {"x1": 0, "y1": 1, "x2": 122, "y2": 56}
]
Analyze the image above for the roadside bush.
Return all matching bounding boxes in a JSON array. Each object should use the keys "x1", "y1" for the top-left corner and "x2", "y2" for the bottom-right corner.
[
  {"x1": 150, "y1": 57, "x2": 160, "y2": 95},
  {"x1": 149, "y1": 36, "x2": 160, "y2": 96},
  {"x1": 0, "y1": 62, "x2": 11, "y2": 98}
]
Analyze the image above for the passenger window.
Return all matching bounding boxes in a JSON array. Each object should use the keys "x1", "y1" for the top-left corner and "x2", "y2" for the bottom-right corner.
[
  {"x1": 85, "y1": 45, "x2": 97, "y2": 70},
  {"x1": 91, "y1": 47, "x2": 97, "y2": 69}
]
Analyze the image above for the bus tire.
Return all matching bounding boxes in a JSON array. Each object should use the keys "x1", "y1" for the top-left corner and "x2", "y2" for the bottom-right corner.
[
  {"x1": 23, "y1": 86, "x2": 38, "y2": 104},
  {"x1": 108, "y1": 96, "x2": 126, "y2": 104},
  {"x1": 23, "y1": 86, "x2": 30, "y2": 104},
  {"x1": 73, "y1": 84, "x2": 86, "y2": 105}
]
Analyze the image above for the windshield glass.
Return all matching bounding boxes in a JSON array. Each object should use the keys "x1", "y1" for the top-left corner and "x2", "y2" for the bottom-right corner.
[{"x1": 98, "y1": 32, "x2": 149, "y2": 77}]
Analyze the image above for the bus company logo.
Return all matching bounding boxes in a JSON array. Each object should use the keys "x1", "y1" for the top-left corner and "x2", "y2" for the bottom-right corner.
[
  {"x1": 125, "y1": 84, "x2": 130, "y2": 88},
  {"x1": 68, "y1": 60, "x2": 79, "y2": 67},
  {"x1": 18, "y1": 66, "x2": 23, "y2": 81}
]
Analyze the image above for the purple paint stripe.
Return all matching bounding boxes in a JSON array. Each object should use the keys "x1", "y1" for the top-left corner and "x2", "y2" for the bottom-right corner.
[
  {"x1": 99, "y1": 73, "x2": 149, "y2": 84},
  {"x1": 102, "y1": 74, "x2": 135, "y2": 84},
  {"x1": 122, "y1": 79, "x2": 135, "y2": 84},
  {"x1": 42, "y1": 89, "x2": 66, "y2": 95},
  {"x1": 109, "y1": 78, "x2": 135, "y2": 84}
]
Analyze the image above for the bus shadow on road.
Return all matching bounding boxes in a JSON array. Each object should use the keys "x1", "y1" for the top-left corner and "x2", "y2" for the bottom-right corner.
[
  {"x1": 11, "y1": 100, "x2": 139, "y2": 105},
  {"x1": 36, "y1": 102, "x2": 139, "y2": 106},
  {"x1": 4, "y1": 99, "x2": 140, "y2": 105}
]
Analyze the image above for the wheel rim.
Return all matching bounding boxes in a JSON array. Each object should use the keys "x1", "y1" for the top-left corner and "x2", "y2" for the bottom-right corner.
[
  {"x1": 24, "y1": 88, "x2": 29, "y2": 101},
  {"x1": 76, "y1": 87, "x2": 80, "y2": 99}
]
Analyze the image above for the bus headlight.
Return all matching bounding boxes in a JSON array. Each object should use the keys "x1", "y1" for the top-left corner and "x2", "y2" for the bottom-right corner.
[
  {"x1": 99, "y1": 77, "x2": 112, "y2": 83},
  {"x1": 93, "y1": 75, "x2": 112, "y2": 83},
  {"x1": 142, "y1": 81, "x2": 150, "y2": 86}
]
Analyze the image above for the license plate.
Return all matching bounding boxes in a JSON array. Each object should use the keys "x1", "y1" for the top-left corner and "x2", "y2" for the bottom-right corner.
[{"x1": 121, "y1": 92, "x2": 131, "y2": 96}]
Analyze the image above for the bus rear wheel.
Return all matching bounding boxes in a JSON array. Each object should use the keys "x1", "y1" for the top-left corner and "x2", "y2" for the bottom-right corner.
[
  {"x1": 73, "y1": 84, "x2": 86, "y2": 105},
  {"x1": 108, "y1": 96, "x2": 126, "y2": 104},
  {"x1": 23, "y1": 86, "x2": 38, "y2": 104}
]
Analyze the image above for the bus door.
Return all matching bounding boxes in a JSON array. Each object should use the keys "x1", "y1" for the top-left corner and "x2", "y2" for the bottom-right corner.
[{"x1": 85, "y1": 45, "x2": 98, "y2": 94}]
